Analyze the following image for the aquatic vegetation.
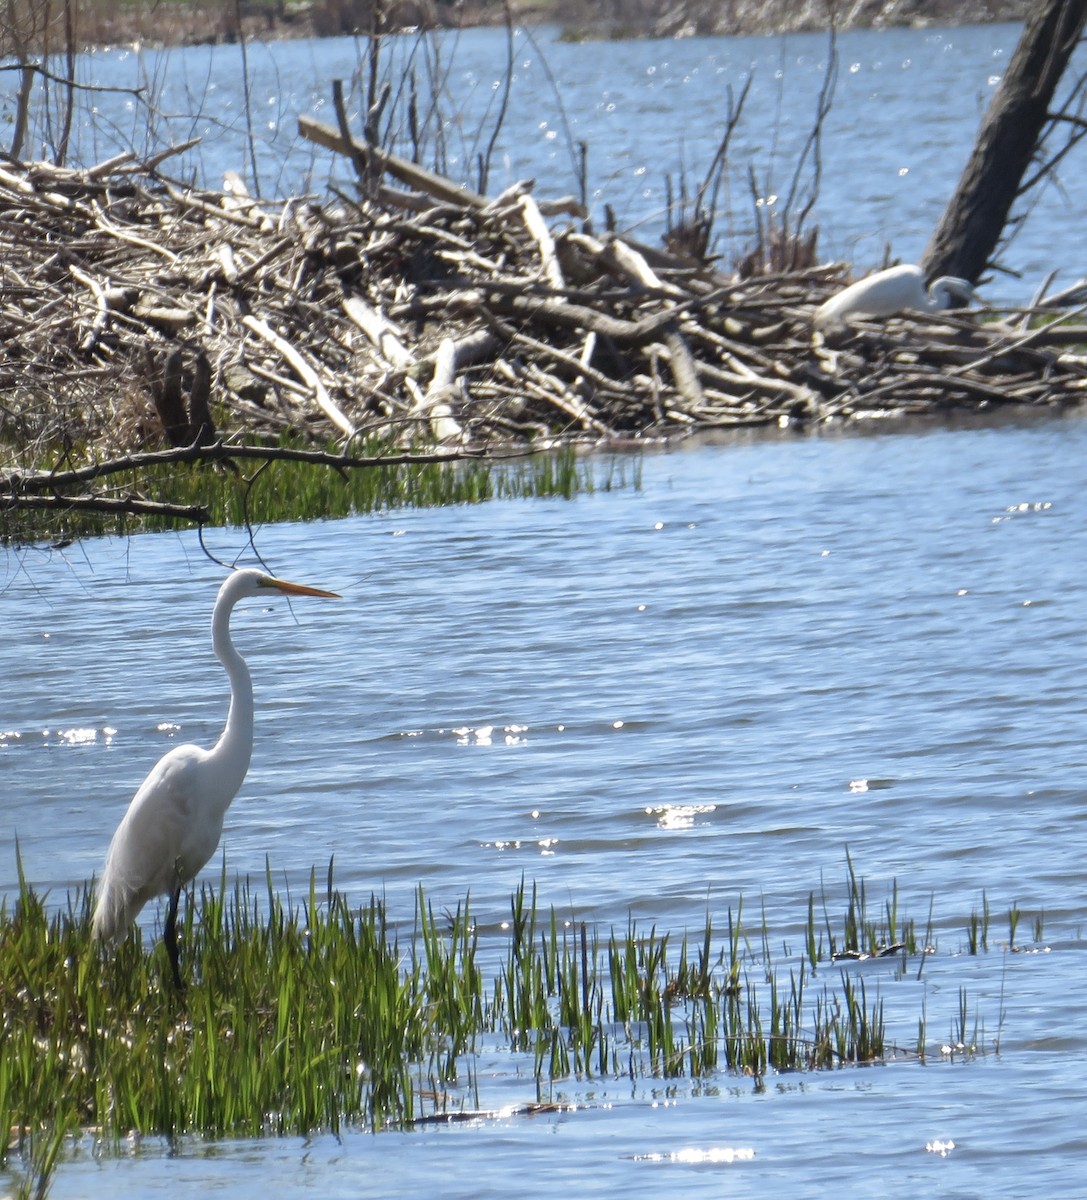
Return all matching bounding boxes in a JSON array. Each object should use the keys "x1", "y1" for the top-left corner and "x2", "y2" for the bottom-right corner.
[
  {"x1": 966, "y1": 890, "x2": 992, "y2": 954},
  {"x1": 0, "y1": 856, "x2": 1008, "y2": 1192},
  {"x1": 2, "y1": 443, "x2": 631, "y2": 545},
  {"x1": 140, "y1": 442, "x2": 620, "y2": 529}
]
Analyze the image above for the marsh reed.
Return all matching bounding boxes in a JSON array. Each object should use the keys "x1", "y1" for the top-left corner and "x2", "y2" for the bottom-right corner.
[{"x1": 1, "y1": 855, "x2": 1005, "y2": 1189}]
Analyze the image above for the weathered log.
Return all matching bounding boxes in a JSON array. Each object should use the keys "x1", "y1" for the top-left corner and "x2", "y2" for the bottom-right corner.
[
  {"x1": 298, "y1": 115, "x2": 489, "y2": 210},
  {"x1": 481, "y1": 287, "x2": 689, "y2": 345},
  {"x1": 242, "y1": 314, "x2": 356, "y2": 439},
  {"x1": 415, "y1": 337, "x2": 464, "y2": 441}
]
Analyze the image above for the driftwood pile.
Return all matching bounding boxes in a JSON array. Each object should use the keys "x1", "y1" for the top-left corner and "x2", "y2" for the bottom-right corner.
[{"x1": 2, "y1": 122, "x2": 1087, "y2": 471}]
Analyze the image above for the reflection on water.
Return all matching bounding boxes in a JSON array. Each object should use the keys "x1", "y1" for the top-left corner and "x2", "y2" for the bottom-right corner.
[{"x1": 3, "y1": 414, "x2": 1087, "y2": 1195}]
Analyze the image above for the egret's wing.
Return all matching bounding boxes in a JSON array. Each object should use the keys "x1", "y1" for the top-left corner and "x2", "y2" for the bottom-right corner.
[
  {"x1": 92, "y1": 746, "x2": 204, "y2": 942},
  {"x1": 815, "y1": 265, "x2": 925, "y2": 327}
]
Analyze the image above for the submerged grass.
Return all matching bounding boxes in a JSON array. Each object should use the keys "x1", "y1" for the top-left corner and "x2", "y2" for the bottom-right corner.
[
  {"x1": 1, "y1": 856, "x2": 1004, "y2": 1189},
  {"x1": 5, "y1": 443, "x2": 635, "y2": 545},
  {"x1": 145, "y1": 442, "x2": 620, "y2": 529}
]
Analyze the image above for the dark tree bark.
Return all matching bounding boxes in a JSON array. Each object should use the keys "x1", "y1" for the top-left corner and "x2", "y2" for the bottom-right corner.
[{"x1": 921, "y1": 0, "x2": 1087, "y2": 284}]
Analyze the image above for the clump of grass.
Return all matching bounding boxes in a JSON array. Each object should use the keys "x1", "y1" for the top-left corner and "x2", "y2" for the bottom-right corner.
[
  {"x1": 1007, "y1": 901, "x2": 1021, "y2": 950},
  {"x1": 1, "y1": 855, "x2": 990, "y2": 1189},
  {"x1": 9, "y1": 443, "x2": 638, "y2": 545},
  {"x1": 813, "y1": 850, "x2": 916, "y2": 966},
  {"x1": 145, "y1": 443, "x2": 613, "y2": 529},
  {"x1": 966, "y1": 893, "x2": 1046, "y2": 955},
  {"x1": 966, "y1": 890, "x2": 991, "y2": 954}
]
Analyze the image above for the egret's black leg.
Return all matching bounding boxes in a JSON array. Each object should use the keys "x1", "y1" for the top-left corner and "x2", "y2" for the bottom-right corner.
[{"x1": 164, "y1": 884, "x2": 186, "y2": 992}]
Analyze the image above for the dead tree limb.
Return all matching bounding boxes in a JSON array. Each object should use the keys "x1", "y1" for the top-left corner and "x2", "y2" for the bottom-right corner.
[
  {"x1": 3, "y1": 441, "x2": 511, "y2": 498},
  {"x1": 298, "y1": 115, "x2": 490, "y2": 210},
  {"x1": 922, "y1": 0, "x2": 1087, "y2": 283}
]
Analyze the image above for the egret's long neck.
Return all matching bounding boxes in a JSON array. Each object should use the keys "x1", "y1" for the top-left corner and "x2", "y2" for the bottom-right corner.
[{"x1": 209, "y1": 594, "x2": 255, "y2": 801}]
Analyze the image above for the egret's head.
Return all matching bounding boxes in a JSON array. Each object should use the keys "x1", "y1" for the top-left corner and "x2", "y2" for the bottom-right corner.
[
  {"x1": 221, "y1": 569, "x2": 340, "y2": 602},
  {"x1": 932, "y1": 276, "x2": 979, "y2": 309}
]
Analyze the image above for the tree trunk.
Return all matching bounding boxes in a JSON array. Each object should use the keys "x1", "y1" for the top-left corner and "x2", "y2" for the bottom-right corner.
[{"x1": 921, "y1": 0, "x2": 1087, "y2": 285}]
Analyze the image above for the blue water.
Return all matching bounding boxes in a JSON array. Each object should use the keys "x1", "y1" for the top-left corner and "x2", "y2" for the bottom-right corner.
[
  {"x1": 4, "y1": 412, "x2": 1087, "y2": 1195},
  {"x1": 21, "y1": 20, "x2": 1083, "y2": 304},
  {"x1": 6, "y1": 13, "x2": 1087, "y2": 1195}
]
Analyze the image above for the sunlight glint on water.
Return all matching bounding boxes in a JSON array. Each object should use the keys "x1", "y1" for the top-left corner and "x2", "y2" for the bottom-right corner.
[{"x1": 3, "y1": 414, "x2": 1087, "y2": 1196}]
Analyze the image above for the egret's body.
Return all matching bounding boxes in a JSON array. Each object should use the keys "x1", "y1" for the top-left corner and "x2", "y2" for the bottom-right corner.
[
  {"x1": 92, "y1": 569, "x2": 338, "y2": 986},
  {"x1": 814, "y1": 264, "x2": 977, "y2": 329}
]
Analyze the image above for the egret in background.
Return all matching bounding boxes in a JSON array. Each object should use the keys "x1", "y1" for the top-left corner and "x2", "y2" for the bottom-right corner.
[
  {"x1": 92, "y1": 569, "x2": 340, "y2": 989},
  {"x1": 814, "y1": 264, "x2": 978, "y2": 329}
]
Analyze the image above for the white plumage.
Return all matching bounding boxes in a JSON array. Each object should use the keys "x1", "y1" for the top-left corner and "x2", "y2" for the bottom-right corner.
[
  {"x1": 93, "y1": 568, "x2": 339, "y2": 986},
  {"x1": 814, "y1": 264, "x2": 977, "y2": 329}
]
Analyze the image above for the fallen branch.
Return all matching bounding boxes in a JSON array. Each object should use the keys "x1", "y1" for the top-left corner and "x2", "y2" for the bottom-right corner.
[
  {"x1": 242, "y1": 315, "x2": 357, "y2": 439},
  {"x1": 298, "y1": 114, "x2": 490, "y2": 210}
]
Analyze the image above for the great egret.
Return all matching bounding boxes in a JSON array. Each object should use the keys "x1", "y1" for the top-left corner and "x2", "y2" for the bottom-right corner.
[
  {"x1": 814, "y1": 264, "x2": 978, "y2": 329},
  {"x1": 92, "y1": 569, "x2": 340, "y2": 988}
]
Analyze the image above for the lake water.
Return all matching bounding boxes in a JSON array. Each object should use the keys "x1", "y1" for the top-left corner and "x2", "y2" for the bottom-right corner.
[
  {"x1": 39, "y1": 20, "x2": 1086, "y2": 305},
  {"x1": 6, "y1": 14, "x2": 1087, "y2": 1196},
  {"x1": 4, "y1": 411, "x2": 1087, "y2": 1195}
]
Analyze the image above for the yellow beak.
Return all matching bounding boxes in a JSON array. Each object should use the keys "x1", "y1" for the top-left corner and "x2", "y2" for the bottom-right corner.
[{"x1": 266, "y1": 577, "x2": 341, "y2": 599}]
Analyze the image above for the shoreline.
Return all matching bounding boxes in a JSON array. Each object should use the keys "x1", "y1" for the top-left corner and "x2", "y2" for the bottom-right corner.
[{"x1": 19, "y1": 0, "x2": 1032, "y2": 54}]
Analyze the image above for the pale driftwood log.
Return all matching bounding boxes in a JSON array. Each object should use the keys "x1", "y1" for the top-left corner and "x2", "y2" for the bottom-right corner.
[
  {"x1": 415, "y1": 337, "x2": 465, "y2": 441},
  {"x1": 69, "y1": 264, "x2": 110, "y2": 354},
  {"x1": 486, "y1": 179, "x2": 536, "y2": 211},
  {"x1": 135, "y1": 305, "x2": 197, "y2": 333},
  {"x1": 0, "y1": 164, "x2": 72, "y2": 210},
  {"x1": 343, "y1": 296, "x2": 414, "y2": 370},
  {"x1": 697, "y1": 342, "x2": 815, "y2": 405},
  {"x1": 659, "y1": 327, "x2": 706, "y2": 409},
  {"x1": 482, "y1": 287, "x2": 687, "y2": 345},
  {"x1": 605, "y1": 237, "x2": 686, "y2": 297},
  {"x1": 504, "y1": 326, "x2": 619, "y2": 394},
  {"x1": 162, "y1": 182, "x2": 269, "y2": 230},
  {"x1": 563, "y1": 230, "x2": 683, "y2": 298},
  {"x1": 428, "y1": 337, "x2": 456, "y2": 392},
  {"x1": 445, "y1": 330, "x2": 504, "y2": 371},
  {"x1": 516, "y1": 361, "x2": 613, "y2": 435},
  {"x1": 91, "y1": 200, "x2": 180, "y2": 262},
  {"x1": 216, "y1": 244, "x2": 239, "y2": 283},
  {"x1": 520, "y1": 194, "x2": 565, "y2": 291},
  {"x1": 233, "y1": 236, "x2": 293, "y2": 286},
  {"x1": 537, "y1": 195, "x2": 586, "y2": 218},
  {"x1": 242, "y1": 314, "x2": 357, "y2": 439},
  {"x1": 82, "y1": 150, "x2": 138, "y2": 178},
  {"x1": 116, "y1": 137, "x2": 202, "y2": 175}
]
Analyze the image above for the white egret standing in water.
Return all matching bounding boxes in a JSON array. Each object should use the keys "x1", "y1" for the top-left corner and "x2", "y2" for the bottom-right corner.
[
  {"x1": 92, "y1": 569, "x2": 340, "y2": 989},
  {"x1": 814, "y1": 264, "x2": 978, "y2": 329}
]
